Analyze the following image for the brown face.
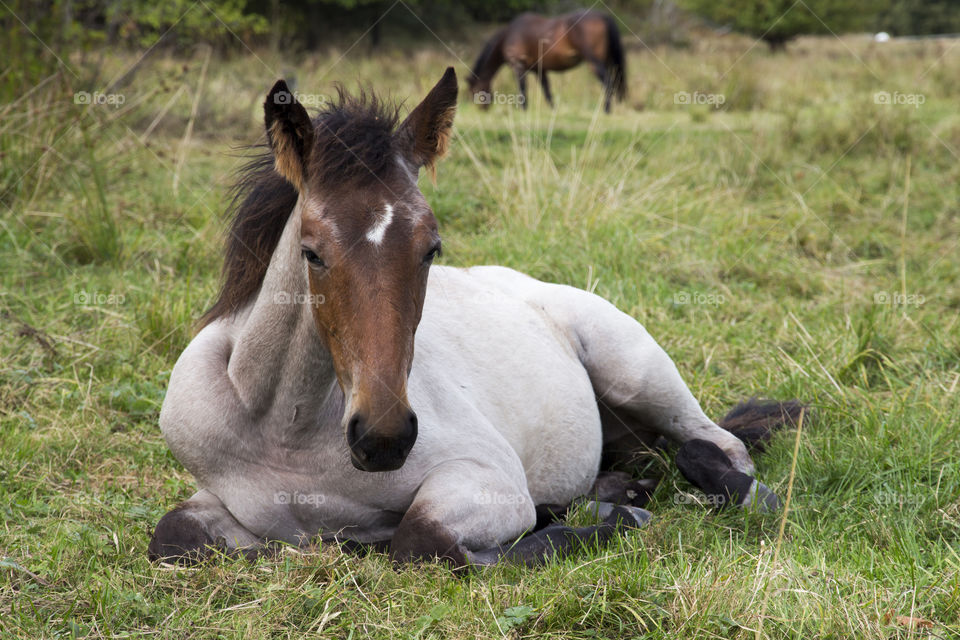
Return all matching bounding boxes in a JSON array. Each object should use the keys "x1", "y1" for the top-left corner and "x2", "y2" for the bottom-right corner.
[
  {"x1": 263, "y1": 68, "x2": 457, "y2": 472},
  {"x1": 299, "y1": 183, "x2": 441, "y2": 472}
]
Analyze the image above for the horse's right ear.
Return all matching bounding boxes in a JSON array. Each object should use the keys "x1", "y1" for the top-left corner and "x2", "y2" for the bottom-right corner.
[
  {"x1": 395, "y1": 67, "x2": 458, "y2": 179},
  {"x1": 264, "y1": 80, "x2": 314, "y2": 191}
]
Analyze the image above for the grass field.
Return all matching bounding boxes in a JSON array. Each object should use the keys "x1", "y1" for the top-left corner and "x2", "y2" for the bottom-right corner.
[{"x1": 2, "y1": 30, "x2": 960, "y2": 639}]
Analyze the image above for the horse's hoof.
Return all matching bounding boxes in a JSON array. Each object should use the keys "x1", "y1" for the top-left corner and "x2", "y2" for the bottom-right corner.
[
  {"x1": 148, "y1": 507, "x2": 218, "y2": 564},
  {"x1": 676, "y1": 438, "x2": 779, "y2": 510},
  {"x1": 741, "y1": 480, "x2": 780, "y2": 512},
  {"x1": 582, "y1": 499, "x2": 615, "y2": 520},
  {"x1": 584, "y1": 501, "x2": 653, "y2": 529},
  {"x1": 607, "y1": 505, "x2": 653, "y2": 529}
]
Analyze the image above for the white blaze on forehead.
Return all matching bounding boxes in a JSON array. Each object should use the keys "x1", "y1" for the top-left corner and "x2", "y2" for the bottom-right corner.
[{"x1": 365, "y1": 203, "x2": 394, "y2": 245}]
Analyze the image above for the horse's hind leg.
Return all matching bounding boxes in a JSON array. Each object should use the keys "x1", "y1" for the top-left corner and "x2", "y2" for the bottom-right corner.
[
  {"x1": 532, "y1": 472, "x2": 656, "y2": 530},
  {"x1": 590, "y1": 470, "x2": 657, "y2": 508},
  {"x1": 544, "y1": 287, "x2": 779, "y2": 508},
  {"x1": 468, "y1": 503, "x2": 651, "y2": 567},
  {"x1": 585, "y1": 58, "x2": 613, "y2": 112},
  {"x1": 537, "y1": 71, "x2": 553, "y2": 107},
  {"x1": 512, "y1": 65, "x2": 529, "y2": 109},
  {"x1": 149, "y1": 489, "x2": 260, "y2": 563}
]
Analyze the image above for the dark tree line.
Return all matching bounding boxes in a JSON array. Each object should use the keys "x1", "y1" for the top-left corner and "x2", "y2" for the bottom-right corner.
[
  {"x1": 683, "y1": 0, "x2": 960, "y2": 50},
  {"x1": 3, "y1": 0, "x2": 958, "y2": 55}
]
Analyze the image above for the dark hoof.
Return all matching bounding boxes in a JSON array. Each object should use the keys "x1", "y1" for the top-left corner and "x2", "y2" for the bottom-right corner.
[
  {"x1": 148, "y1": 507, "x2": 218, "y2": 564},
  {"x1": 590, "y1": 471, "x2": 657, "y2": 508},
  {"x1": 606, "y1": 505, "x2": 653, "y2": 529},
  {"x1": 675, "y1": 439, "x2": 779, "y2": 511},
  {"x1": 534, "y1": 503, "x2": 570, "y2": 530},
  {"x1": 583, "y1": 501, "x2": 653, "y2": 529},
  {"x1": 744, "y1": 480, "x2": 780, "y2": 512}
]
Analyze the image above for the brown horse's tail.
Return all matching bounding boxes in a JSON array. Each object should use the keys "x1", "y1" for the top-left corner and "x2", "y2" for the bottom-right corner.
[{"x1": 602, "y1": 14, "x2": 627, "y2": 101}]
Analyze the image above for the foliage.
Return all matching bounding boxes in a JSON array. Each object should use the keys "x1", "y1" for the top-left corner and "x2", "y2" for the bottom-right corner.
[
  {"x1": 876, "y1": 0, "x2": 960, "y2": 36},
  {"x1": 681, "y1": 0, "x2": 879, "y2": 48},
  {"x1": 8, "y1": 0, "x2": 959, "y2": 57},
  {"x1": 1, "y1": 0, "x2": 267, "y2": 51},
  {"x1": 106, "y1": 0, "x2": 269, "y2": 49}
]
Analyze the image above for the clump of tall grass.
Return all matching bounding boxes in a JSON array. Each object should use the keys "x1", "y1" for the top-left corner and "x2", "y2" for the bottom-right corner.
[
  {"x1": 0, "y1": 74, "x2": 81, "y2": 209},
  {"x1": 456, "y1": 106, "x2": 646, "y2": 232},
  {"x1": 1, "y1": 70, "x2": 127, "y2": 265},
  {"x1": 837, "y1": 306, "x2": 899, "y2": 388},
  {"x1": 63, "y1": 126, "x2": 123, "y2": 264}
]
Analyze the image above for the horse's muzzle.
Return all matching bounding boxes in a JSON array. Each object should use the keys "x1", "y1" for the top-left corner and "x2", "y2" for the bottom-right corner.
[{"x1": 346, "y1": 409, "x2": 418, "y2": 472}]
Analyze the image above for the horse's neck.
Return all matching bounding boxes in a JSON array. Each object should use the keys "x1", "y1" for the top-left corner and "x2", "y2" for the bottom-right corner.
[
  {"x1": 226, "y1": 197, "x2": 338, "y2": 419},
  {"x1": 479, "y1": 31, "x2": 507, "y2": 82}
]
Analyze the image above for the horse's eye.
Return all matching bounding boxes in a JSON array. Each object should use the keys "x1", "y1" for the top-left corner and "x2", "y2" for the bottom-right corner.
[
  {"x1": 302, "y1": 248, "x2": 325, "y2": 268},
  {"x1": 423, "y1": 243, "x2": 442, "y2": 264}
]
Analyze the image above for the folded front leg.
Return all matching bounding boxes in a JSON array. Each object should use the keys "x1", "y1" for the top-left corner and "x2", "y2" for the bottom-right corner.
[
  {"x1": 390, "y1": 460, "x2": 653, "y2": 568},
  {"x1": 389, "y1": 460, "x2": 536, "y2": 566},
  {"x1": 149, "y1": 489, "x2": 261, "y2": 563}
]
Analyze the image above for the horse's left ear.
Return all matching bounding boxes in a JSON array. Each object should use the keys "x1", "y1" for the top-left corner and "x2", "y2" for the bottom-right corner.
[
  {"x1": 264, "y1": 79, "x2": 314, "y2": 191},
  {"x1": 395, "y1": 67, "x2": 458, "y2": 178}
]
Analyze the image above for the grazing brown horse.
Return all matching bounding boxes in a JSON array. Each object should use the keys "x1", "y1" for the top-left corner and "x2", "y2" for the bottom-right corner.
[{"x1": 468, "y1": 10, "x2": 627, "y2": 113}]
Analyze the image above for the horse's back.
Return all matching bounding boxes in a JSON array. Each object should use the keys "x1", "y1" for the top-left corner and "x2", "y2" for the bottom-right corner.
[{"x1": 502, "y1": 10, "x2": 609, "y2": 72}]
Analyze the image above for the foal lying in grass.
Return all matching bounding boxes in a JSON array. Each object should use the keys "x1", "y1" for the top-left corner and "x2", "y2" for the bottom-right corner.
[{"x1": 149, "y1": 68, "x2": 800, "y2": 568}]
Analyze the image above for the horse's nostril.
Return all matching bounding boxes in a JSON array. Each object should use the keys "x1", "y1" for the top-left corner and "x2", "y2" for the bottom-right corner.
[
  {"x1": 405, "y1": 411, "x2": 418, "y2": 441},
  {"x1": 346, "y1": 414, "x2": 364, "y2": 448},
  {"x1": 346, "y1": 409, "x2": 418, "y2": 472}
]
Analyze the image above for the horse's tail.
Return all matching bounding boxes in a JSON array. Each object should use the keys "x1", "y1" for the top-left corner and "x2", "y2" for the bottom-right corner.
[
  {"x1": 602, "y1": 14, "x2": 627, "y2": 101},
  {"x1": 719, "y1": 398, "x2": 807, "y2": 452}
]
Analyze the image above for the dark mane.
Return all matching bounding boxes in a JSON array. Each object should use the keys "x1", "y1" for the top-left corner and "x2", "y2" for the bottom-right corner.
[
  {"x1": 470, "y1": 27, "x2": 507, "y2": 82},
  {"x1": 198, "y1": 88, "x2": 401, "y2": 328},
  {"x1": 310, "y1": 86, "x2": 400, "y2": 187}
]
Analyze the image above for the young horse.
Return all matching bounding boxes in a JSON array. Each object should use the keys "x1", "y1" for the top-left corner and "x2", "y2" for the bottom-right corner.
[
  {"x1": 149, "y1": 69, "x2": 798, "y2": 567},
  {"x1": 468, "y1": 10, "x2": 627, "y2": 113}
]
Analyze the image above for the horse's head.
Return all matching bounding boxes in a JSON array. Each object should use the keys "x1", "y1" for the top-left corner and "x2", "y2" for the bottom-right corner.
[{"x1": 263, "y1": 69, "x2": 457, "y2": 472}]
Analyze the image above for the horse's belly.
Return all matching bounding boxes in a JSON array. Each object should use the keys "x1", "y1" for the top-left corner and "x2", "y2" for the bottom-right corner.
[
  {"x1": 542, "y1": 41, "x2": 582, "y2": 71},
  {"x1": 415, "y1": 267, "x2": 602, "y2": 506},
  {"x1": 518, "y1": 384, "x2": 601, "y2": 505}
]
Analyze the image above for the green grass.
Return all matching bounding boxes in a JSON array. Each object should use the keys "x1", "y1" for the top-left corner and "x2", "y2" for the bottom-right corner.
[{"x1": 2, "y1": 34, "x2": 960, "y2": 638}]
